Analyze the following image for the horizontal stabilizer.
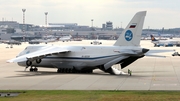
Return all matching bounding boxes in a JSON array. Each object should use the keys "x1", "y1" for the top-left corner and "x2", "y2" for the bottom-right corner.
[
  {"x1": 146, "y1": 49, "x2": 175, "y2": 54},
  {"x1": 145, "y1": 54, "x2": 166, "y2": 58},
  {"x1": 145, "y1": 49, "x2": 175, "y2": 57}
]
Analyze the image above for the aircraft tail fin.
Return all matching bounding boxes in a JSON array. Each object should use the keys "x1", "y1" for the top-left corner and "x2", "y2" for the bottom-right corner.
[
  {"x1": 150, "y1": 35, "x2": 158, "y2": 41},
  {"x1": 56, "y1": 37, "x2": 60, "y2": 41},
  {"x1": 114, "y1": 11, "x2": 146, "y2": 46}
]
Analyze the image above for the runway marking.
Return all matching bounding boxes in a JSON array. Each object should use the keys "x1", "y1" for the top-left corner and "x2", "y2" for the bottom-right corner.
[
  {"x1": 152, "y1": 84, "x2": 178, "y2": 86},
  {"x1": 140, "y1": 77, "x2": 178, "y2": 81},
  {"x1": 152, "y1": 75, "x2": 156, "y2": 81}
]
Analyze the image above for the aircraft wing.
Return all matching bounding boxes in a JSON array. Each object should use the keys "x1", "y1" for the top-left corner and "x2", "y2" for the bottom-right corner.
[{"x1": 7, "y1": 46, "x2": 70, "y2": 63}]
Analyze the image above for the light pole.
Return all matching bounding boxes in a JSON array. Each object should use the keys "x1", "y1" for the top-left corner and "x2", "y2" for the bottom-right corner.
[
  {"x1": 22, "y1": 9, "x2": 26, "y2": 32},
  {"x1": 121, "y1": 22, "x2": 122, "y2": 29},
  {"x1": 22, "y1": 9, "x2": 26, "y2": 41},
  {"x1": 148, "y1": 26, "x2": 150, "y2": 36},
  {"x1": 45, "y1": 12, "x2": 48, "y2": 27},
  {"x1": 45, "y1": 12, "x2": 48, "y2": 36},
  {"x1": 91, "y1": 19, "x2": 93, "y2": 27}
]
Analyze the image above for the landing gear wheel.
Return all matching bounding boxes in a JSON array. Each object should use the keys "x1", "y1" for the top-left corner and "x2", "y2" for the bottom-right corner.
[
  {"x1": 34, "y1": 67, "x2": 38, "y2": 72},
  {"x1": 57, "y1": 68, "x2": 61, "y2": 73},
  {"x1": 30, "y1": 67, "x2": 34, "y2": 72},
  {"x1": 57, "y1": 68, "x2": 74, "y2": 73}
]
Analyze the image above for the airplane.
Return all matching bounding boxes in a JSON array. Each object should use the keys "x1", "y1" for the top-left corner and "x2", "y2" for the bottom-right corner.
[
  {"x1": 172, "y1": 51, "x2": 180, "y2": 56},
  {"x1": 44, "y1": 37, "x2": 60, "y2": 44},
  {"x1": 29, "y1": 39, "x2": 44, "y2": 44},
  {"x1": 157, "y1": 33, "x2": 167, "y2": 40},
  {"x1": 150, "y1": 35, "x2": 180, "y2": 47},
  {"x1": 29, "y1": 37, "x2": 59, "y2": 44},
  {"x1": 2, "y1": 40, "x2": 21, "y2": 45},
  {"x1": 59, "y1": 35, "x2": 72, "y2": 42},
  {"x1": 91, "y1": 36, "x2": 102, "y2": 45},
  {"x1": 7, "y1": 11, "x2": 173, "y2": 75}
]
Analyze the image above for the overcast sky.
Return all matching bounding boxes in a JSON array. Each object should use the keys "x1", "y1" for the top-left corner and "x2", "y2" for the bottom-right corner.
[{"x1": 0, "y1": 0, "x2": 180, "y2": 29}]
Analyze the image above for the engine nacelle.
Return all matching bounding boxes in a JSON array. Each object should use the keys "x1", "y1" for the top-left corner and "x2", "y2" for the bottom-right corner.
[
  {"x1": 26, "y1": 60, "x2": 32, "y2": 66},
  {"x1": 36, "y1": 59, "x2": 42, "y2": 64}
]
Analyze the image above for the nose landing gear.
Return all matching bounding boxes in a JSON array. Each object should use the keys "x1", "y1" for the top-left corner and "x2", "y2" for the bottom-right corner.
[{"x1": 24, "y1": 66, "x2": 29, "y2": 71}]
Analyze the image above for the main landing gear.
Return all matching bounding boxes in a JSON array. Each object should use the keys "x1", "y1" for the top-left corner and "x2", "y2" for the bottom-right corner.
[{"x1": 57, "y1": 68, "x2": 93, "y2": 73}]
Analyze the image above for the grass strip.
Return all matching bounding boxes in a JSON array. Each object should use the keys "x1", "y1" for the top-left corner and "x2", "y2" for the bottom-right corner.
[{"x1": 0, "y1": 90, "x2": 180, "y2": 101}]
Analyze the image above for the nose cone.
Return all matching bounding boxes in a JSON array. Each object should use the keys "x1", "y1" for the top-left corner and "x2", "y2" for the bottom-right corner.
[
  {"x1": 17, "y1": 62, "x2": 26, "y2": 67},
  {"x1": 142, "y1": 48, "x2": 149, "y2": 53}
]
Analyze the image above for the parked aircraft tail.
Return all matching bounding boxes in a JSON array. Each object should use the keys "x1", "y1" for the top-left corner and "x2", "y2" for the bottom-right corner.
[
  {"x1": 114, "y1": 11, "x2": 146, "y2": 46},
  {"x1": 150, "y1": 35, "x2": 158, "y2": 41},
  {"x1": 56, "y1": 37, "x2": 60, "y2": 41}
]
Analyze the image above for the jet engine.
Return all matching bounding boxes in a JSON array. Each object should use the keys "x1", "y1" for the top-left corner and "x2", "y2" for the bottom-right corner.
[
  {"x1": 36, "y1": 59, "x2": 42, "y2": 64},
  {"x1": 26, "y1": 60, "x2": 32, "y2": 66}
]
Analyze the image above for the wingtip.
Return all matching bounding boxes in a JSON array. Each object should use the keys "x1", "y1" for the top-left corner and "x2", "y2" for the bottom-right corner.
[
  {"x1": 6, "y1": 59, "x2": 14, "y2": 63},
  {"x1": 6, "y1": 61, "x2": 12, "y2": 63}
]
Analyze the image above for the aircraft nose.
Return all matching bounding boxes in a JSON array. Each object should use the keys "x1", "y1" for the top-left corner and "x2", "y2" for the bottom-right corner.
[{"x1": 142, "y1": 48, "x2": 149, "y2": 53}]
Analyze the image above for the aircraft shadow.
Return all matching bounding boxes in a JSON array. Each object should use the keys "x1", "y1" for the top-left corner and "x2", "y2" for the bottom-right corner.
[
  {"x1": 5, "y1": 70, "x2": 114, "y2": 78},
  {"x1": 5, "y1": 70, "x2": 148, "y2": 78}
]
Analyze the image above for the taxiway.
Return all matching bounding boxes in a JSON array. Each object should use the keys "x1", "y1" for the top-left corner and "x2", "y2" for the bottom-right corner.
[{"x1": 1, "y1": 40, "x2": 180, "y2": 90}]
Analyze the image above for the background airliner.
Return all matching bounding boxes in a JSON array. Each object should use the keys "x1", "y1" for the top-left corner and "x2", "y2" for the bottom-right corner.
[
  {"x1": 7, "y1": 11, "x2": 173, "y2": 75},
  {"x1": 29, "y1": 37, "x2": 59, "y2": 44},
  {"x1": 59, "y1": 35, "x2": 72, "y2": 42},
  {"x1": 150, "y1": 35, "x2": 180, "y2": 47},
  {"x1": 91, "y1": 36, "x2": 102, "y2": 45}
]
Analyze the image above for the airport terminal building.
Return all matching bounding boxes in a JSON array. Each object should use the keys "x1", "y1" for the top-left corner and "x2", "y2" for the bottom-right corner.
[{"x1": 0, "y1": 21, "x2": 180, "y2": 41}]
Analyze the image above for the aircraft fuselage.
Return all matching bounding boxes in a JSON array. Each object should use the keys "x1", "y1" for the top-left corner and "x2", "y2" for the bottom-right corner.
[{"x1": 17, "y1": 45, "x2": 144, "y2": 71}]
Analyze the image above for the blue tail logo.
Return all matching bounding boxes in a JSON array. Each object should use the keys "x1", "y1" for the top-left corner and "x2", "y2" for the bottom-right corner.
[{"x1": 125, "y1": 30, "x2": 133, "y2": 41}]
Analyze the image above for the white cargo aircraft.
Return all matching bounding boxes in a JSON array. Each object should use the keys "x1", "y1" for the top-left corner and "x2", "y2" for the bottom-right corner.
[
  {"x1": 59, "y1": 35, "x2": 72, "y2": 42},
  {"x1": 91, "y1": 36, "x2": 102, "y2": 45},
  {"x1": 29, "y1": 37, "x2": 59, "y2": 44},
  {"x1": 7, "y1": 11, "x2": 173, "y2": 75}
]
